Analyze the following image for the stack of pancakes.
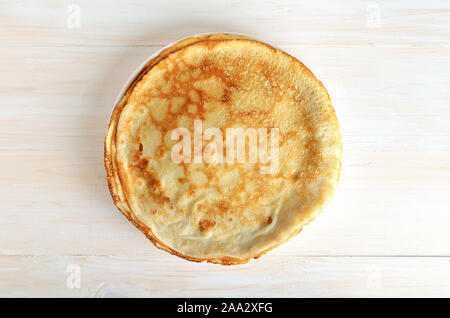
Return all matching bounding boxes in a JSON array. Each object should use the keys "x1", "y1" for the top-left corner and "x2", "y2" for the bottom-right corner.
[{"x1": 105, "y1": 33, "x2": 341, "y2": 265}]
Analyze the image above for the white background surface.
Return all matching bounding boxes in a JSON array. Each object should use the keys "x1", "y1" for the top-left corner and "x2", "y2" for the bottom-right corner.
[{"x1": 1, "y1": 0, "x2": 450, "y2": 297}]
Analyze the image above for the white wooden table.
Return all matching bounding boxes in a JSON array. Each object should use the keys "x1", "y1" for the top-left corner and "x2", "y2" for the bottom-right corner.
[{"x1": 1, "y1": 0, "x2": 449, "y2": 297}]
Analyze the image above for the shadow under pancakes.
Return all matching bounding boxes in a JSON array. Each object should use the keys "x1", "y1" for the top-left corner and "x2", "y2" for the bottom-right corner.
[{"x1": 76, "y1": 19, "x2": 253, "y2": 231}]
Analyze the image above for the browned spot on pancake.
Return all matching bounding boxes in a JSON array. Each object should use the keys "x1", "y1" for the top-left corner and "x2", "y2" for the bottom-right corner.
[
  {"x1": 187, "y1": 185, "x2": 196, "y2": 197},
  {"x1": 236, "y1": 110, "x2": 268, "y2": 118},
  {"x1": 267, "y1": 216, "x2": 273, "y2": 224},
  {"x1": 221, "y1": 85, "x2": 236, "y2": 104},
  {"x1": 199, "y1": 219, "x2": 216, "y2": 232},
  {"x1": 130, "y1": 158, "x2": 174, "y2": 205},
  {"x1": 140, "y1": 158, "x2": 148, "y2": 169},
  {"x1": 203, "y1": 40, "x2": 222, "y2": 50},
  {"x1": 147, "y1": 175, "x2": 161, "y2": 194},
  {"x1": 216, "y1": 200, "x2": 230, "y2": 213},
  {"x1": 178, "y1": 177, "x2": 188, "y2": 183},
  {"x1": 139, "y1": 143, "x2": 143, "y2": 152}
]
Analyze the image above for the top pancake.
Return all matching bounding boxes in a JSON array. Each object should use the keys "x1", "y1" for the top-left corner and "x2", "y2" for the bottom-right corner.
[{"x1": 105, "y1": 33, "x2": 341, "y2": 265}]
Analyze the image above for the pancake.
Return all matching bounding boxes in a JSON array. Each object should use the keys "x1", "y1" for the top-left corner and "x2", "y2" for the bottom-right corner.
[{"x1": 104, "y1": 33, "x2": 341, "y2": 265}]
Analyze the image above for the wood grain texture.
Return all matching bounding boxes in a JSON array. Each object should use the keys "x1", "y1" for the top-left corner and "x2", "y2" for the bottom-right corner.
[
  {"x1": 2, "y1": 0, "x2": 449, "y2": 47},
  {"x1": 0, "y1": 0, "x2": 449, "y2": 297},
  {"x1": 1, "y1": 256, "x2": 450, "y2": 297}
]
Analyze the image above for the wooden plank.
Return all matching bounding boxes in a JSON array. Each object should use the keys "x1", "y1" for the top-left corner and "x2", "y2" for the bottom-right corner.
[
  {"x1": 1, "y1": 46, "x2": 449, "y2": 122},
  {"x1": 1, "y1": 255, "x2": 449, "y2": 297},
  {"x1": 1, "y1": 0, "x2": 449, "y2": 47},
  {"x1": 0, "y1": 145, "x2": 449, "y2": 256}
]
